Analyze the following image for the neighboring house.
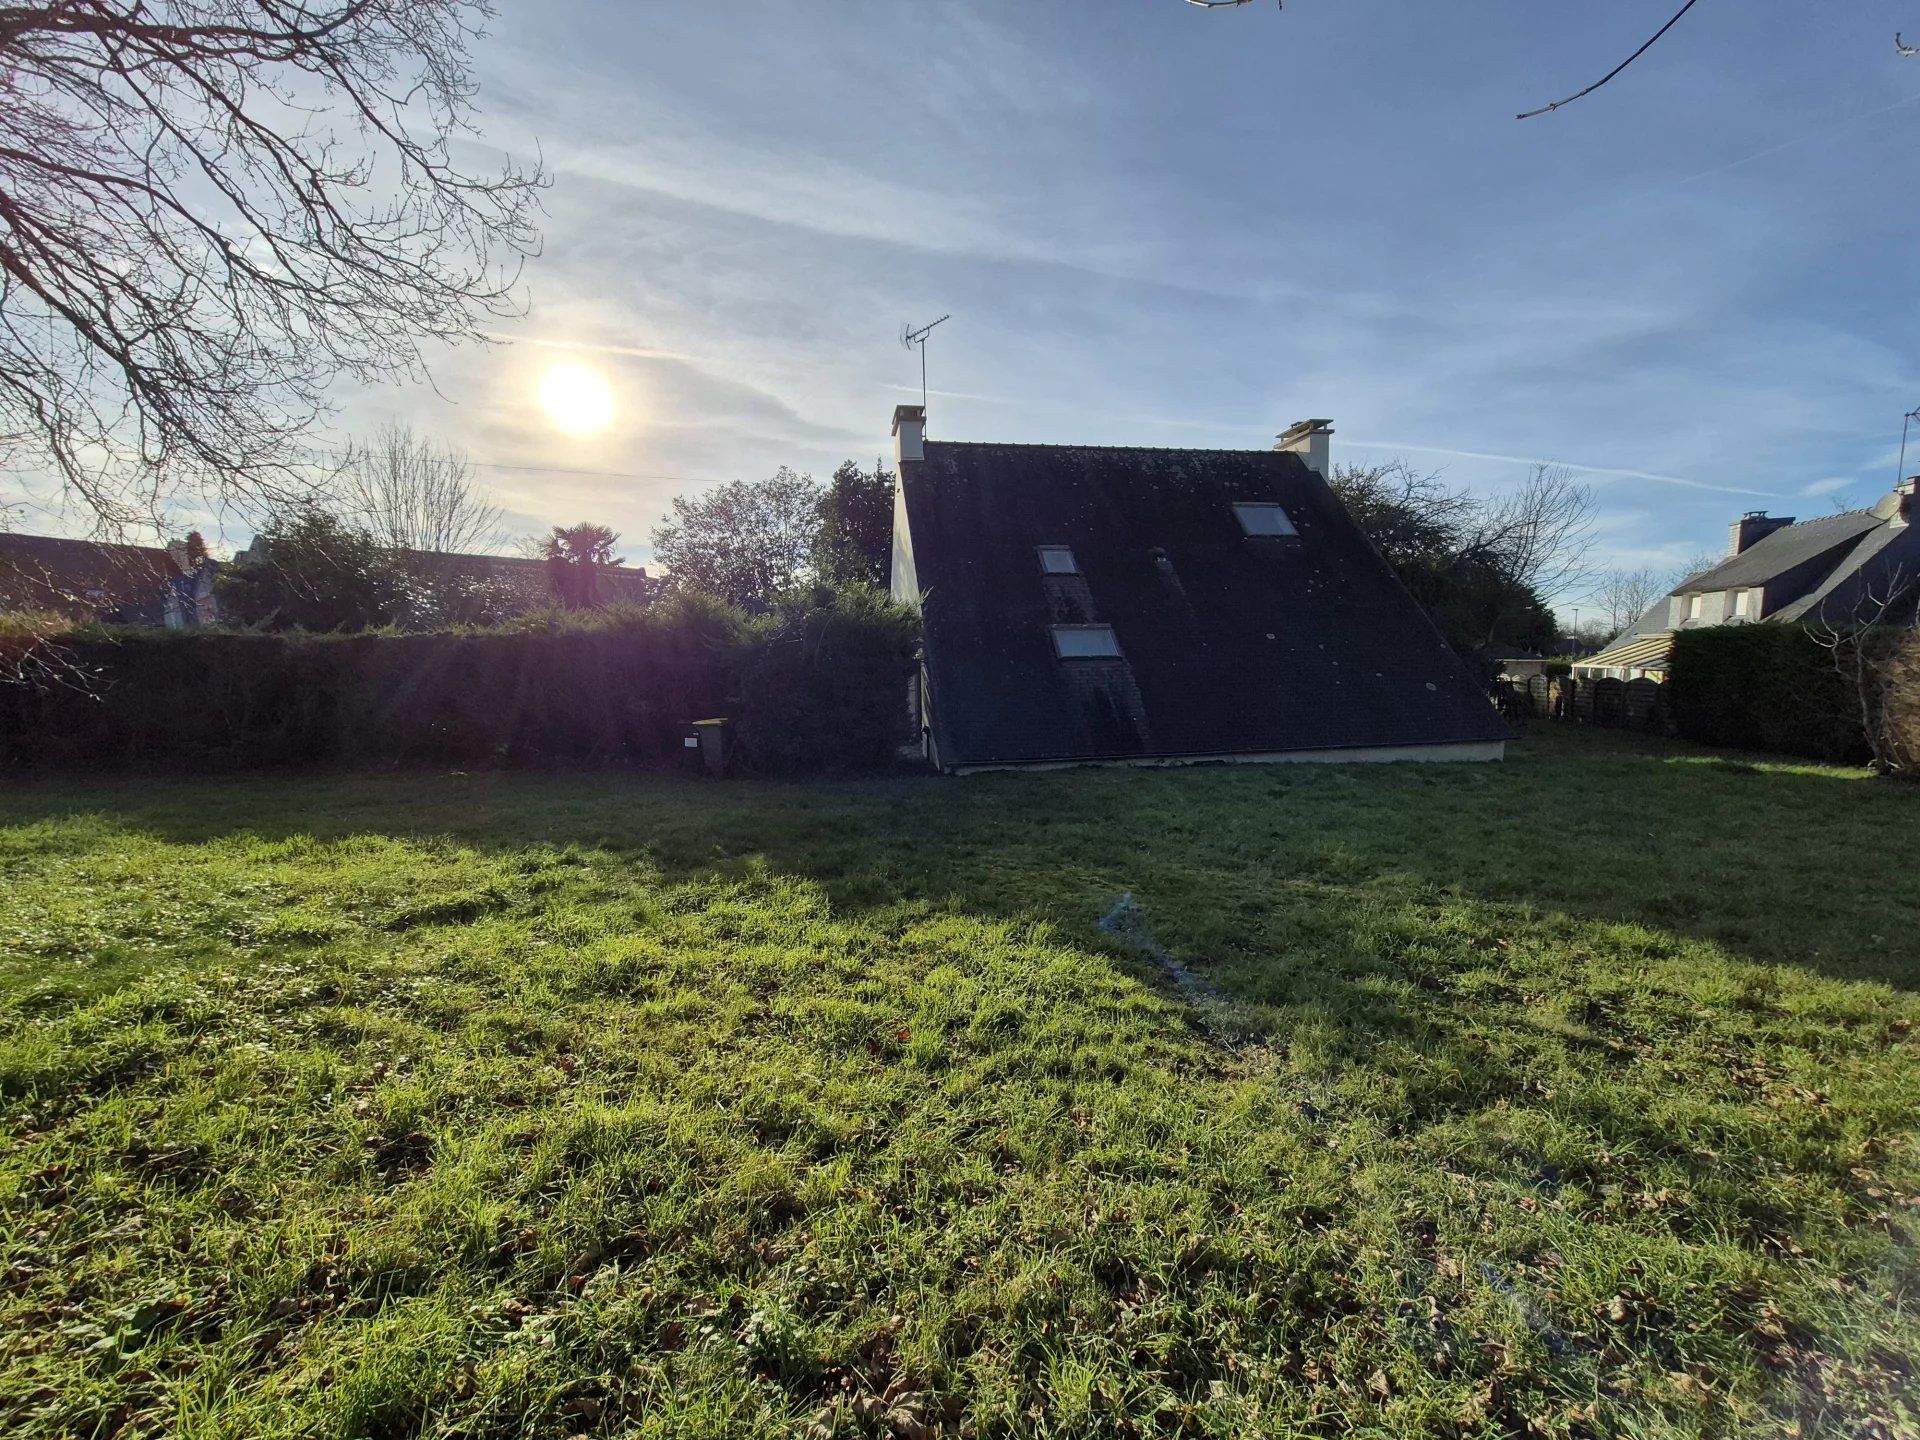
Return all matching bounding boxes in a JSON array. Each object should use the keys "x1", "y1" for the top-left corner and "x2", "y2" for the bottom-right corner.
[
  {"x1": 0, "y1": 532, "x2": 219, "y2": 626},
  {"x1": 389, "y1": 550, "x2": 650, "y2": 609},
  {"x1": 228, "y1": 541, "x2": 650, "y2": 611},
  {"x1": 1577, "y1": 479, "x2": 1920, "y2": 681},
  {"x1": 441, "y1": 545, "x2": 652, "y2": 602},
  {"x1": 887, "y1": 406, "x2": 1507, "y2": 772},
  {"x1": 1480, "y1": 646, "x2": 1549, "y2": 680}
]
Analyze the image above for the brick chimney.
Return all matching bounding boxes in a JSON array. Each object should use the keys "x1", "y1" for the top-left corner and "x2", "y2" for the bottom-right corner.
[
  {"x1": 1276, "y1": 418, "x2": 1333, "y2": 478},
  {"x1": 892, "y1": 404, "x2": 925, "y2": 466},
  {"x1": 1729, "y1": 510, "x2": 1794, "y2": 556}
]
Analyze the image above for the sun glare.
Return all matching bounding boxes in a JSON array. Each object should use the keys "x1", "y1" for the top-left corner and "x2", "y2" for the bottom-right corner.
[{"x1": 538, "y1": 362, "x2": 614, "y2": 435}]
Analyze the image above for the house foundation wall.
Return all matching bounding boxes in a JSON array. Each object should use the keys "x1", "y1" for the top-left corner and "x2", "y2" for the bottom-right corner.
[{"x1": 949, "y1": 740, "x2": 1505, "y2": 775}]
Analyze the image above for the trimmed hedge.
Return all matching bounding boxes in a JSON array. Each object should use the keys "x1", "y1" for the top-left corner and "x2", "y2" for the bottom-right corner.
[
  {"x1": 1667, "y1": 625, "x2": 1866, "y2": 762},
  {"x1": 734, "y1": 590, "x2": 922, "y2": 773},
  {"x1": 0, "y1": 592, "x2": 920, "y2": 772}
]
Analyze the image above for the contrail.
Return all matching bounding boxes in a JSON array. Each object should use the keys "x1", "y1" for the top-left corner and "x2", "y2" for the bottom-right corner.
[
  {"x1": 479, "y1": 332, "x2": 699, "y2": 363},
  {"x1": 1341, "y1": 438, "x2": 1776, "y2": 498}
]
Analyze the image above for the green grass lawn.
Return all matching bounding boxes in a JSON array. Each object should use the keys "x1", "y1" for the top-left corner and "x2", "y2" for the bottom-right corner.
[{"x1": 1, "y1": 726, "x2": 1916, "y2": 1440}]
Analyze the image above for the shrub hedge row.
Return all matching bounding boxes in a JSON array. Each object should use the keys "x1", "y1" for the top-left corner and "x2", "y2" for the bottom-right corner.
[
  {"x1": 0, "y1": 591, "x2": 921, "y2": 773},
  {"x1": 1668, "y1": 624, "x2": 1868, "y2": 762}
]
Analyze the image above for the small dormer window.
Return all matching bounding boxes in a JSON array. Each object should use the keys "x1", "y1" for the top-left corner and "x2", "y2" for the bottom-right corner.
[
  {"x1": 1733, "y1": 590, "x2": 1751, "y2": 618},
  {"x1": 1051, "y1": 624, "x2": 1121, "y2": 659},
  {"x1": 1687, "y1": 594, "x2": 1703, "y2": 621},
  {"x1": 1233, "y1": 502, "x2": 1296, "y2": 537},
  {"x1": 1036, "y1": 545, "x2": 1078, "y2": 575}
]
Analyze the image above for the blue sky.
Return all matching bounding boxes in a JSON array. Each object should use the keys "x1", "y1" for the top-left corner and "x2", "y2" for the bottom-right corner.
[{"x1": 95, "y1": 3, "x2": 1920, "y2": 607}]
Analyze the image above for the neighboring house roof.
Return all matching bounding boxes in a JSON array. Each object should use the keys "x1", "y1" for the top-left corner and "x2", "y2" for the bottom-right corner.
[
  {"x1": 1603, "y1": 487, "x2": 1920, "y2": 647},
  {"x1": 1677, "y1": 509, "x2": 1884, "y2": 593},
  {"x1": 421, "y1": 551, "x2": 650, "y2": 605},
  {"x1": 230, "y1": 541, "x2": 651, "y2": 608},
  {"x1": 1576, "y1": 631, "x2": 1674, "y2": 674},
  {"x1": 1608, "y1": 595, "x2": 1674, "y2": 649},
  {"x1": 1479, "y1": 645, "x2": 1544, "y2": 662},
  {"x1": 0, "y1": 533, "x2": 189, "y2": 623},
  {"x1": 898, "y1": 440, "x2": 1507, "y2": 768},
  {"x1": 1768, "y1": 521, "x2": 1912, "y2": 624}
]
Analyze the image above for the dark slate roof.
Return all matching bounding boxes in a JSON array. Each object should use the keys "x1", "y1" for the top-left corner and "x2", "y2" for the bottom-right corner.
[
  {"x1": 1770, "y1": 522, "x2": 1920, "y2": 624},
  {"x1": 1678, "y1": 510, "x2": 1883, "y2": 592},
  {"x1": 232, "y1": 540, "x2": 650, "y2": 608},
  {"x1": 901, "y1": 441, "x2": 1507, "y2": 767},
  {"x1": 1607, "y1": 594, "x2": 1675, "y2": 648},
  {"x1": 0, "y1": 533, "x2": 179, "y2": 622},
  {"x1": 426, "y1": 551, "x2": 650, "y2": 605}
]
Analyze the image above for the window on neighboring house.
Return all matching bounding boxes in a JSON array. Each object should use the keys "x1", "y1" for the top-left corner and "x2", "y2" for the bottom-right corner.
[
  {"x1": 1051, "y1": 624, "x2": 1122, "y2": 659},
  {"x1": 1733, "y1": 590, "x2": 1751, "y2": 618},
  {"x1": 1232, "y1": 502, "x2": 1297, "y2": 537},
  {"x1": 1036, "y1": 545, "x2": 1079, "y2": 575},
  {"x1": 1686, "y1": 594, "x2": 1703, "y2": 621}
]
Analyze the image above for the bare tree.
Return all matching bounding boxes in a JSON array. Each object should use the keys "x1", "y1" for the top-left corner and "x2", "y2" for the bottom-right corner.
[
  {"x1": 0, "y1": 2, "x2": 543, "y2": 534},
  {"x1": 1327, "y1": 460, "x2": 1476, "y2": 573},
  {"x1": 1329, "y1": 458, "x2": 1595, "y2": 650},
  {"x1": 1668, "y1": 552, "x2": 1721, "y2": 591},
  {"x1": 1461, "y1": 465, "x2": 1598, "y2": 645},
  {"x1": 1593, "y1": 566, "x2": 1667, "y2": 636},
  {"x1": 340, "y1": 424, "x2": 500, "y2": 559}
]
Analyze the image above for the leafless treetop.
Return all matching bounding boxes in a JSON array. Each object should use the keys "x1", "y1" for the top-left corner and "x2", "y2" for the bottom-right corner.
[
  {"x1": 0, "y1": 1, "x2": 543, "y2": 533},
  {"x1": 338, "y1": 421, "x2": 500, "y2": 559},
  {"x1": 1461, "y1": 464, "x2": 1598, "y2": 616},
  {"x1": 1592, "y1": 566, "x2": 1668, "y2": 636}
]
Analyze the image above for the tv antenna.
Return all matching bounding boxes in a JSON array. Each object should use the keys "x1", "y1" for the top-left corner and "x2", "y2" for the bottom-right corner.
[
  {"x1": 900, "y1": 314, "x2": 950, "y2": 409},
  {"x1": 1899, "y1": 402, "x2": 1920, "y2": 487}
]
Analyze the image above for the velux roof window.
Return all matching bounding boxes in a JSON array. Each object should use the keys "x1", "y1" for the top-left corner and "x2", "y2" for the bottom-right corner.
[
  {"x1": 1233, "y1": 502, "x2": 1297, "y2": 537},
  {"x1": 1036, "y1": 545, "x2": 1079, "y2": 575},
  {"x1": 1051, "y1": 624, "x2": 1122, "y2": 659}
]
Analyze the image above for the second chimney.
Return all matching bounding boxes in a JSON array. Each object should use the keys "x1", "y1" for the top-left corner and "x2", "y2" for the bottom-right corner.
[
  {"x1": 892, "y1": 404, "x2": 925, "y2": 466},
  {"x1": 1729, "y1": 510, "x2": 1794, "y2": 556},
  {"x1": 1277, "y1": 418, "x2": 1334, "y2": 478}
]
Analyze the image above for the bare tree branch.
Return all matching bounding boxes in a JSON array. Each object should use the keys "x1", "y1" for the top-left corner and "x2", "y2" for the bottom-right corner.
[
  {"x1": 0, "y1": 1, "x2": 544, "y2": 534},
  {"x1": 1668, "y1": 552, "x2": 1720, "y2": 591},
  {"x1": 338, "y1": 421, "x2": 499, "y2": 561},
  {"x1": 1517, "y1": 0, "x2": 1705, "y2": 120},
  {"x1": 1330, "y1": 458, "x2": 1595, "y2": 652},
  {"x1": 1592, "y1": 566, "x2": 1666, "y2": 636},
  {"x1": 1806, "y1": 567, "x2": 1918, "y2": 775},
  {"x1": 1457, "y1": 464, "x2": 1598, "y2": 643}
]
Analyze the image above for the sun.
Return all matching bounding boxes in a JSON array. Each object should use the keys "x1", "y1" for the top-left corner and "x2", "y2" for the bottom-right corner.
[{"x1": 537, "y1": 362, "x2": 614, "y2": 436}]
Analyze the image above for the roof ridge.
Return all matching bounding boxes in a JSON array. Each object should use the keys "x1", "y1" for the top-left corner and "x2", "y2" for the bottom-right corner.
[
  {"x1": 0, "y1": 532, "x2": 170, "y2": 555},
  {"x1": 1781, "y1": 507, "x2": 1875, "y2": 524},
  {"x1": 924, "y1": 439, "x2": 1291, "y2": 457}
]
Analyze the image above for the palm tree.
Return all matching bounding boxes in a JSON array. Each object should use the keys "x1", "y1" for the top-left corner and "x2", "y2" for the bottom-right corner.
[{"x1": 543, "y1": 523, "x2": 623, "y2": 609}]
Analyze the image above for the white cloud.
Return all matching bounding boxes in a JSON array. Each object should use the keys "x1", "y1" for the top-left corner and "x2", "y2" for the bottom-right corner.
[{"x1": 1801, "y1": 476, "x2": 1858, "y2": 497}]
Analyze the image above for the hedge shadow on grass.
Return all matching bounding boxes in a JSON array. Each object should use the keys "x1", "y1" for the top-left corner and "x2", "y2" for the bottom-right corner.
[
  {"x1": 1, "y1": 722, "x2": 1907, "y2": 989},
  {"x1": 1, "y1": 725, "x2": 1917, "y2": 1437}
]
